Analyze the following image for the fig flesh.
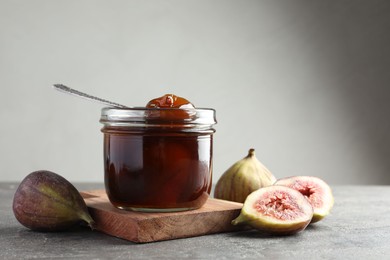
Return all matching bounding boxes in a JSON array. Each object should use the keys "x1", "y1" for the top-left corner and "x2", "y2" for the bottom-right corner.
[
  {"x1": 231, "y1": 185, "x2": 313, "y2": 235},
  {"x1": 214, "y1": 149, "x2": 276, "y2": 203},
  {"x1": 12, "y1": 170, "x2": 95, "y2": 231},
  {"x1": 274, "y1": 176, "x2": 334, "y2": 223}
]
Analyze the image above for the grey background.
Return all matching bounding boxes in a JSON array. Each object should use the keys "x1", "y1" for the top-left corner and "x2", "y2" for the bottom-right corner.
[{"x1": 1, "y1": 0, "x2": 389, "y2": 184}]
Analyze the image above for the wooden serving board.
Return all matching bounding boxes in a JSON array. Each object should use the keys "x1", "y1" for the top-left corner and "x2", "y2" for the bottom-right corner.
[{"x1": 81, "y1": 190, "x2": 245, "y2": 243}]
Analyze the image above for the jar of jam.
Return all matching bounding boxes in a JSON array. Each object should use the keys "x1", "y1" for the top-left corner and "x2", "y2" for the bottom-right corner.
[{"x1": 100, "y1": 97, "x2": 216, "y2": 212}]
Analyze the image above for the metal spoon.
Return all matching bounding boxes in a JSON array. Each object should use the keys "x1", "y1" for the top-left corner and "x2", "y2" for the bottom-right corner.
[{"x1": 53, "y1": 84, "x2": 130, "y2": 108}]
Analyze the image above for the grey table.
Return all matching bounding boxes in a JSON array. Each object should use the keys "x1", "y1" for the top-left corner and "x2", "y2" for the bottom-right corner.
[{"x1": 1, "y1": 183, "x2": 389, "y2": 259}]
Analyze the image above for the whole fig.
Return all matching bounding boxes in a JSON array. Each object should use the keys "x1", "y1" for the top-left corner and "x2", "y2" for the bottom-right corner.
[
  {"x1": 214, "y1": 149, "x2": 276, "y2": 203},
  {"x1": 274, "y1": 176, "x2": 334, "y2": 223},
  {"x1": 232, "y1": 185, "x2": 313, "y2": 235},
  {"x1": 13, "y1": 170, "x2": 95, "y2": 231}
]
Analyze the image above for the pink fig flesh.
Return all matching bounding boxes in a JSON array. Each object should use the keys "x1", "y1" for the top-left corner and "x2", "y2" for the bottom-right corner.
[
  {"x1": 232, "y1": 185, "x2": 313, "y2": 235},
  {"x1": 274, "y1": 176, "x2": 334, "y2": 223}
]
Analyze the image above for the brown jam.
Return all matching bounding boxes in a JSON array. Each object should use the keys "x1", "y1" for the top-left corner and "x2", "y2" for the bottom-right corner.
[
  {"x1": 100, "y1": 95, "x2": 216, "y2": 212},
  {"x1": 103, "y1": 129, "x2": 212, "y2": 211},
  {"x1": 146, "y1": 94, "x2": 194, "y2": 109},
  {"x1": 145, "y1": 94, "x2": 196, "y2": 121}
]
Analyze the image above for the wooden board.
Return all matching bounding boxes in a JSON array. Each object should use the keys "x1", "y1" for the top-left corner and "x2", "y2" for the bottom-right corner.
[{"x1": 81, "y1": 190, "x2": 245, "y2": 243}]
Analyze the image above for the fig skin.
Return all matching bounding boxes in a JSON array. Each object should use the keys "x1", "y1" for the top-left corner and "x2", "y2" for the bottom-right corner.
[
  {"x1": 214, "y1": 149, "x2": 276, "y2": 203},
  {"x1": 274, "y1": 176, "x2": 334, "y2": 223},
  {"x1": 232, "y1": 185, "x2": 313, "y2": 235},
  {"x1": 12, "y1": 170, "x2": 95, "y2": 231}
]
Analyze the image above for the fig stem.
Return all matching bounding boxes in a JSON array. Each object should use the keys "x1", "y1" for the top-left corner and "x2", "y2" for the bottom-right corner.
[
  {"x1": 231, "y1": 215, "x2": 245, "y2": 226},
  {"x1": 247, "y1": 148, "x2": 255, "y2": 158},
  {"x1": 80, "y1": 212, "x2": 96, "y2": 230},
  {"x1": 88, "y1": 221, "x2": 96, "y2": 230}
]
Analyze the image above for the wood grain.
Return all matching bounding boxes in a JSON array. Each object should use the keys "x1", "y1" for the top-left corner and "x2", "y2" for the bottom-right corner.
[{"x1": 81, "y1": 190, "x2": 245, "y2": 243}]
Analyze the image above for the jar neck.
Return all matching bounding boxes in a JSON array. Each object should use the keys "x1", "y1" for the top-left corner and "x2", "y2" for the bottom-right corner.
[
  {"x1": 100, "y1": 107, "x2": 217, "y2": 131},
  {"x1": 101, "y1": 127, "x2": 216, "y2": 135}
]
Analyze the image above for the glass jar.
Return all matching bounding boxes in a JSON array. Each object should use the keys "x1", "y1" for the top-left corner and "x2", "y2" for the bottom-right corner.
[{"x1": 100, "y1": 107, "x2": 217, "y2": 212}]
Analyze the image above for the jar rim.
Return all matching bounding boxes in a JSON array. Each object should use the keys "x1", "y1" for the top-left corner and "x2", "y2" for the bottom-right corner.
[{"x1": 100, "y1": 107, "x2": 217, "y2": 127}]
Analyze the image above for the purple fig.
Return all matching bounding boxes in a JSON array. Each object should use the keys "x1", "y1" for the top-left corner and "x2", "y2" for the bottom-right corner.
[{"x1": 12, "y1": 170, "x2": 95, "y2": 231}]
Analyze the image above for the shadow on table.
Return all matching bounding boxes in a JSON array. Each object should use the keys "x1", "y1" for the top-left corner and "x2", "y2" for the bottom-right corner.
[
  {"x1": 1, "y1": 225, "x2": 133, "y2": 246},
  {"x1": 226, "y1": 223, "x2": 325, "y2": 239}
]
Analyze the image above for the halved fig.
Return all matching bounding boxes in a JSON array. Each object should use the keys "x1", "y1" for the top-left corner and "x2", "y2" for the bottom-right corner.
[
  {"x1": 274, "y1": 176, "x2": 334, "y2": 223},
  {"x1": 231, "y1": 185, "x2": 313, "y2": 235}
]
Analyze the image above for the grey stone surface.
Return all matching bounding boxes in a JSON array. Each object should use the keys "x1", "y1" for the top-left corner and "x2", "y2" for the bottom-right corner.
[{"x1": 1, "y1": 183, "x2": 389, "y2": 259}]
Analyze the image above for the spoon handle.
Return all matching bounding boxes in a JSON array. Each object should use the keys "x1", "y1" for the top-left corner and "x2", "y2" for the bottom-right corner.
[{"x1": 53, "y1": 84, "x2": 129, "y2": 108}]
